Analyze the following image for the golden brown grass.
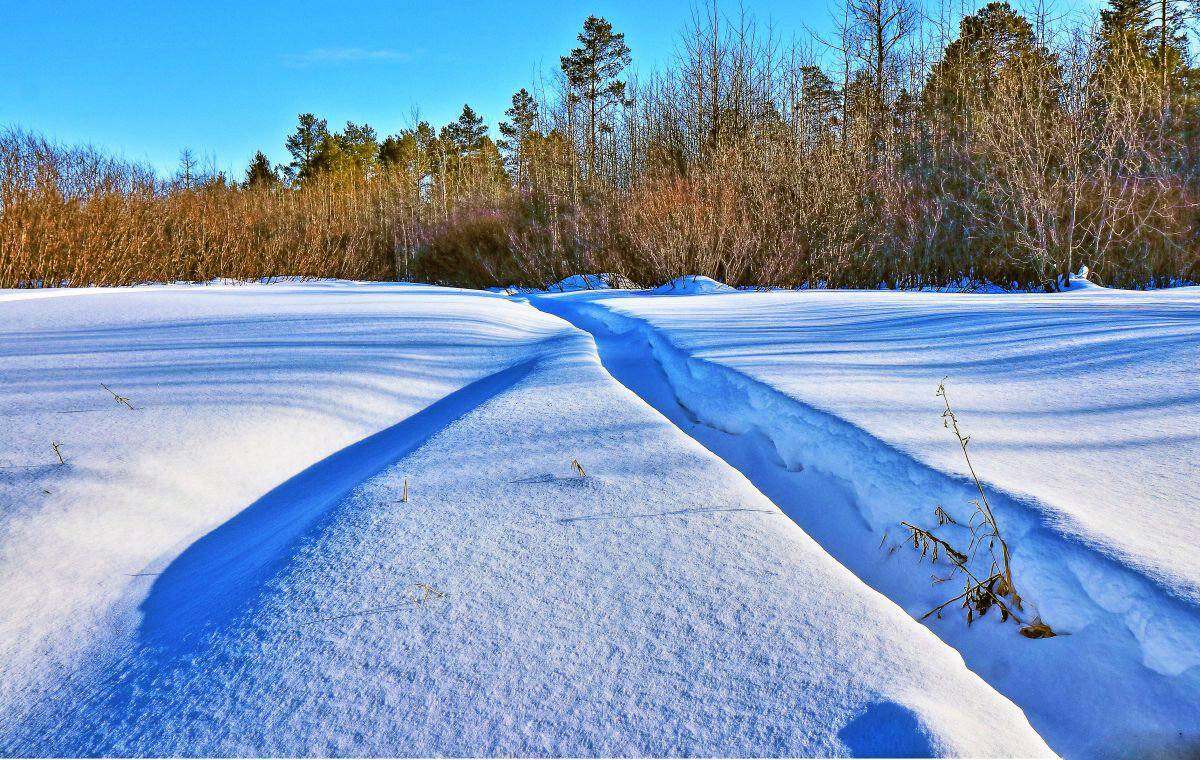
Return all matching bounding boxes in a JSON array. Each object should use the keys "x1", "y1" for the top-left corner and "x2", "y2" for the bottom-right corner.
[{"x1": 1, "y1": 130, "x2": 397, "y2": 288}]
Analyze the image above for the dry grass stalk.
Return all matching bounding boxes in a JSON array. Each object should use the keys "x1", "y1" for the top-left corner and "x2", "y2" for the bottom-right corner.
[
  {"x1": 101, "y1": 383, "x2": 134, "y2": 410},
  {"x1": 900, "y1": 382, "x2": 1056, "y2": 638},
  {"x1": 411, "y1": 583, "x2": 446, "y2": 605}
]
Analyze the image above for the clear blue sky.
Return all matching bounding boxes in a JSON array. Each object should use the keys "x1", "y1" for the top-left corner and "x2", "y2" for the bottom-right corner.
[
  {"x1": 1, "y1": 0, "x2": 1114, "y2": 179},
  {"x1": 1, "y1": 1, "x2": 859, "y2": 178}
]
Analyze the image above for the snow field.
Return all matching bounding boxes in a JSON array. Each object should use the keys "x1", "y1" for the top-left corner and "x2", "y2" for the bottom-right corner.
[
  {"x1": 566, "y1": 282, "x2": 1200, "y2": 602},
  {"x1": 0, "y1": 282, "x2": 1054, "y2": 756},
  {"x1": 532, "y1": 284, "x2": 1200, "y2": 759},
  {"x1": 0, "y1": 282, "x2": 569, "y2": 731}
]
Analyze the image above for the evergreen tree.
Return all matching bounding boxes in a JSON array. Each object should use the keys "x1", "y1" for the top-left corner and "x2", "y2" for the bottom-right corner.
[
  {"x1": 560, "y1": 15, "x2": 632, "y2": 182},
  {"x1": 444, "y1": 104, "x2": 488, "y2": 156},
  {"x1": 410, "y1": 122, "x2": 438, "y2": 199},
  {"x1": 1099, "y1": 0, "x2": 1191, "y2": 105},
  {"x1": 922, "y1": 2, "x2": 1060, "y2": 136},
  {"x1": 429, "y1": 107, "x2": 507, "y2": 203},
  {"x1": 380, "y1": 123, "x2": 438, "y2": 200},
  {"x1": 338, "y1": 120, "x2": 380, "y2": 175},
  {"x1": 499, "y1": 88, "x2": 540, "y2": 189},
  {"x1": 301, "y1": 121, "x2": 380, "y2": 181},
  {"x1": 799, "y1": 66, "x2": 841, "y2": 147},
  {"x1": 474, "y1": 136, "x2": 510, "y2": 187},
  {"x1": 305, "y1": 134, "x2": 347, "y2": 179},
  {"x1": 1100, "y1": 0, "x2": 1157, "y2": 74},
  {"x1": 283, "y1": 113, "x2": 329, "y2": 182},
  {"x1": 1150, "y1": 0, "x2": 1192, "y2": 103},
  {"x1": 244, "y1": 151, "x2": 279, "y2": 189},
  {"x1": 378, "y1": 135, "x2": 406, "y2": 168}
]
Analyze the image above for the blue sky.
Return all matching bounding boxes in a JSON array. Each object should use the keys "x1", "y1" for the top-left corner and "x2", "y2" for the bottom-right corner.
[{"x1": 1, "y1": 1, "x2": 858, "y2": 178}]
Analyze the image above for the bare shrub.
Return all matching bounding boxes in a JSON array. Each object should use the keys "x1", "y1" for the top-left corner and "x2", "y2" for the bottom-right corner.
[{"x1": 0, "y1": 129, "x2": 396, "y2": 288}]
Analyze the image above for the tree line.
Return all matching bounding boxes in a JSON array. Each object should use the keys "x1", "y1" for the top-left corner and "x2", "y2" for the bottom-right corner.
[{"x1": 3, "y1": 0, "x2": 1197, "y2": 290}]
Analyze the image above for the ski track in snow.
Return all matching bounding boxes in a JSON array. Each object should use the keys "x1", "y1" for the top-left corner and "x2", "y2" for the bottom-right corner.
[{"x1": 528, "y1": 282, "x2": 1200, "y2": 760}]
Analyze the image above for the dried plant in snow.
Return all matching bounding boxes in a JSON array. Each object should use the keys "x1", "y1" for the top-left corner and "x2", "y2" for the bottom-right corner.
[
  {"x1": 900, "y1": 382, "x2": 1056, "y2": 638},
  {"x1": 411, "y1": 583, "x2": 446, "y2": 605},
  {"x1": 101, "y1": 383, "x2": 134, "y2": 410}
]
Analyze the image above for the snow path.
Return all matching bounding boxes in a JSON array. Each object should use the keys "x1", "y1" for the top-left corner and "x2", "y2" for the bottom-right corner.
[
  {"x1": 529, "y1": 289, "x2": 1200, "y2": 760},
  {"x1": 554, "y1": 283, "x2": 1200, "y2": 602},
  {"x1": 0, "y1": 283, "x2": 1053, "y2": 756}
]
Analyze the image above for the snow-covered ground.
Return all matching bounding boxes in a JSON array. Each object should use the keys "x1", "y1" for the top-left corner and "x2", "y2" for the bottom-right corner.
[
  {"x1": 0, "y1": 281, "x2": 1053, "y2": 757},
  {"x1": 1, "y1": 276, "x2": 1195, "y2": 758},
  {"x1": 0, "y1": 282, "x2": 568, "y2": 734},
  {"x1": 544, "y1": 277, "x2": 1200, "y2": 603},
  {"x1": 532, "y1": 277, "x2": 1200, "y2": 759}
]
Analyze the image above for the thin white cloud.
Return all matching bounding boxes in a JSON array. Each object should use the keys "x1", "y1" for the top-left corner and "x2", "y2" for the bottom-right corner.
[{"x1": 283, "y1": 48, "x2": 411, "y2": 67}]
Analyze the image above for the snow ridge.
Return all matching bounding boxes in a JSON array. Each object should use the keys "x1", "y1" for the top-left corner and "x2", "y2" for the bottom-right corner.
[{"x1": 139, "y1": 357, "x2": 541, "y2": 646}]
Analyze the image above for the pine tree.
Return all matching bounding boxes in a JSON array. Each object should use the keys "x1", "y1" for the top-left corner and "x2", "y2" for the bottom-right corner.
[
  {"x1": 304, "y1": 134, "x2": 345, "y2": 180},
  {"x1": 379, "y1": 125, "x2": 437, "y2": 201},
  {"x1": 244, "y1": 151, "x2": 279, "y2": 189},
  {"x1": 300, "y1": 122, "x2": 380, "y2": 181},
  {"x1": 378, "y1": 135, "x2": 404, "y2": 168},
  {"x1": 338, "y1": 121, "x2": 379, "y2": 176},
  {"x1": 430, "y1": 106, "x2": 507, "y2": 203},
  {"x1": 560, "y1": 15, "x2": 632, "y2": 183},
  {"x1": 1100, "y1": 0, "x2": 1191, "y2": 108},
  {"x1": 799, "y1": 66, "x2": 841, "y2": 148},
  {"x1": 411, "y1": 122, "x2": 438, "y2": 200},
  {"x1": 444, "y1": 104, "x2": 488, "y2": 156},
  {"x1": 284, "y1": 113, "x2": 329, "y2": 182},
  {"x1": 1100, "y1": 0, "x2": 1156, "y2": 70},
  {"x1": 1151, "y1": 0, "x2": 1192, "y2": 106},
  {"x1": 499, "y1": 88, "x2": 540, "y2": 189},
  {"x1": 922, "y1": 2, "x2": 1059, "y2": 135}
]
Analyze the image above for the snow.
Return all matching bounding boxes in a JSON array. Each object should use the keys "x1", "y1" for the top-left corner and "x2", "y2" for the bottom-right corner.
[
  {"x1": 541, "y1": 283, "x2": 1200, "y2": 602},
  {"x1": 532, "y1": 281, "x2": 1200, "y2": 759},
  {"x1": 6, "y1": 275, "x2": 1197, "y2": 758},
  {"x1": 649, "y1": 275, "x2": 736, "y2": 294},
  {"x1": 0, "y1": 281, "x2": 567, "y2": 743},
  {"x1": 550, "y1": 273, "x2": 611, "y2": 291},
  {"x1": 0, "y1": 281, "x2": 1055, "y2": 756}
]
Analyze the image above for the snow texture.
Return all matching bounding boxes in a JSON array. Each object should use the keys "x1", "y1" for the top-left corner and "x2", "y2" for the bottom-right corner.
[
  {"x1": 0, "y1": 281, "x2": 1053, "y2": 757},
  {"x1": 531, "y1": 280, "x2": 1200, "y2": 759}
]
